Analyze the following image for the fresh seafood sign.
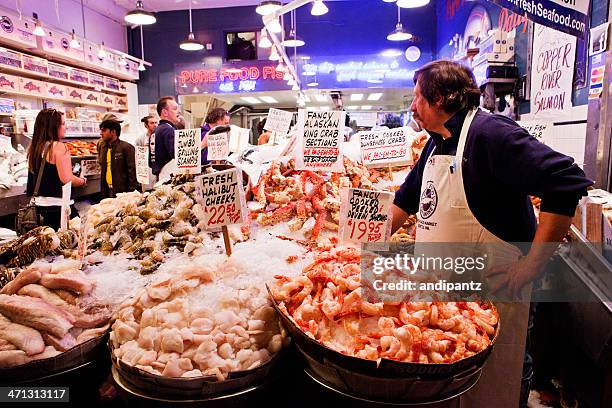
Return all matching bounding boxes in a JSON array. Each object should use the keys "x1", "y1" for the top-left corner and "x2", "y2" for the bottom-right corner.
[
  {"x1": 264, "y1": 108, "x2": 292, "y2": 135},
  {"x1": 135, "y1": 146, "x2": 149, "y2": 184},
  {"x1": 207, "y1": 130, "x2": 229, "y2": 161},
  {"x1": 197, "y1": 169, "x2": 247, "y2": 229},
  {"x1": 339, "y1": 188, "x2": 393, "y2": 243},
  {"x1": 296, "y1": 110, "x2": 345, "y2": 172},
  {"x1": 359, "y1": 127, "x2": 413, "y2": 167},
  {"x1": 174, "y1": 128, "x2": 201, "y2": 174}
]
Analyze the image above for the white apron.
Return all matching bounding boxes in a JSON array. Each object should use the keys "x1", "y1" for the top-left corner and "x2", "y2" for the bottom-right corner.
[{"x1": 415, "y1": 109, "x2": 530, "y2": 408}]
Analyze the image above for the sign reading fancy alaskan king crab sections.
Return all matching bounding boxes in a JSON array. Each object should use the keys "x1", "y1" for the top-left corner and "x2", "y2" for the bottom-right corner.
[{"x1": 296, "y1": 109, "x2": 345, "y2": 173}]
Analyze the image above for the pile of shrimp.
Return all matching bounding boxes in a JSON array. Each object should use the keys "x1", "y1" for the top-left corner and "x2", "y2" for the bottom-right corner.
[{"x1": 269, "y1": 242, "x2": 498, "y2": 364}]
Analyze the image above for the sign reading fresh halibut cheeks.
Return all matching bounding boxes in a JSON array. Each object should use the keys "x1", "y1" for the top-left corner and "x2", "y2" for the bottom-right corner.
[
  {"x1": 296, "y1": 109, "x2": 345, "y2": 172},
  {"x1": 197, "y1": 168, "x2": 247, "y2": 228}
]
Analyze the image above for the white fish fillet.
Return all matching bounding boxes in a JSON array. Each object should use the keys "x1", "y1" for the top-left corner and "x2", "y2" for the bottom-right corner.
[
  {"x1": 0, "y1": 350, "x2": 30, "y2": 368},
  {"x1": 39, "y1": 272, "x2": 93, "y2": 295},
  {"x1": 0, "y1": 294, "x2": 74, "y2": 338},
  {"x1": 0, "y1": 268, "x2": 42, "y2": 295},
  {"x1": 0, "y1": 313, "x2": 45, "y2": 356}
]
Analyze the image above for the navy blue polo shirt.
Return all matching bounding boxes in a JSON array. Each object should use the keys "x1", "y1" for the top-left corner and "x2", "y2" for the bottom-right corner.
[
  {"x1": 152, "y1": 120, "x2": 176, "y2": 175},
  {"x1": 393, "y1": 109, "x2": 593, "y2": 243}
]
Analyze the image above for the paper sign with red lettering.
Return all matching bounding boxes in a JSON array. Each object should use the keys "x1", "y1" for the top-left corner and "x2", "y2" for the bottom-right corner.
[
  {"x1": 296, "y1": 109, "x2": 345, "y2": 172},
  {"x1": 359, "y1": 127, "x2": 413, "y2": 167},
  {"x1": 530, "y1": 24, "x2": 576, "y2": 118},
  {"x1": 339, "y1": 188, "x2": 393, "y2": 243},
  {"x1": 175, "y1": 128, "x2": 201, "y2": 174},
  {"x1": 207, "y1": 130, "x2": 230, "y2": 161},
  {"x1": 197, "y1": 168, "x2": 248, "y2": 228},
  {"x1": 135, "y1": 146, "x2": 150, "y2": 184}
]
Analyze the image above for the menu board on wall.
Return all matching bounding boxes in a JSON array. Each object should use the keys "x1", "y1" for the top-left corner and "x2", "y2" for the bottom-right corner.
[
  {"x1": 295, "y1": 109, "x2": 345, "y2": 172},
  {"x1": 530, "y1": 24, "x2": 576, "y2": 119}
]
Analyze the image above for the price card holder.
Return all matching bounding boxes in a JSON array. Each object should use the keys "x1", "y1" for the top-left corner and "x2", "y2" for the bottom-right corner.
[
  {"x1": 175, "y1": 128, "x2": 202, "y2": 174},
  {"x1": 135, "y1": 146, "x2": 150, "y2": 184},
  {"x1": 338, "y1": 188, "x2": 394, "y2": 244},
  {"x1": 80, "y1": 159, "x2": 101, "y2": 177},
  {"x1": 60, "y1": 182, "x2": 72, "y2": 231},
  {"x1": 195, "y1": 168, "x2": 248, "y2": 256}
]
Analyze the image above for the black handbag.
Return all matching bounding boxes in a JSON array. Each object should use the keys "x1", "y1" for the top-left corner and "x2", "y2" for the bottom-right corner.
[{"x1": 16, "y1": 143, "x2": 50, "y2": 234}]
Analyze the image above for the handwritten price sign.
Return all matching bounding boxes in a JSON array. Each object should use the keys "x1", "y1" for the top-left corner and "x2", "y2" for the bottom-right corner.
[
  {"x1": 339, "y1": 188, "x2": 394, "y2": 243},
  {"x1": 135, "y1": 146, "x2": 149, "y2": 184},
  {"x1": 175, "y1": 128, "x2": 201, "y2": 174},
  {"x1": 359, "y1": 127, "x2": 413, "y2": 167},
  {"x1": 296, "y1": 109, "x2": 345, "y2": 172},
  {"x1": 197, "y1": 168, "x2": 247, "y2": 228},
  {"x1": 516, "y1": 120, "x2": 553, "y2": 145}
]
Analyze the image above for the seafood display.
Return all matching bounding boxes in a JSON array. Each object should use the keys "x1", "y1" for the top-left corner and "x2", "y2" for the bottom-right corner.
[
  {"x1": 86, "y1": 175, "x2": 208, "y2": 275},
  {"x1": 0, "y1": 260, "x2": 111, "y2": 368},
  {"x1": 390, "y1": 215, "x2": 417, "y2": 243},
  {"x1": 110, "y1": 238, "x2": 303, "y2": 380},
  {"x1": 65, "y1": 140, "x2": 97, "y2": 157},
  {"x1": 0, "y1": 139, "x2": 27, "y2": 190},
  {"x1": 270, "y1": 243, "x2": 498, "y2": 364}
]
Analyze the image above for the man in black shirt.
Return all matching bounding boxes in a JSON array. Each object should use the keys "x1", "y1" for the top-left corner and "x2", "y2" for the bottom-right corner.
[{"x1": 152, "y1": 96, "x2": 180, "y2": 176}]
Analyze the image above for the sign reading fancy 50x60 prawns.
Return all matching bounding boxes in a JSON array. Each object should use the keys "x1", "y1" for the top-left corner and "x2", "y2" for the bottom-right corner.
[{"x1": 296, "y1": 109, "x2": 345, "y2": 173}]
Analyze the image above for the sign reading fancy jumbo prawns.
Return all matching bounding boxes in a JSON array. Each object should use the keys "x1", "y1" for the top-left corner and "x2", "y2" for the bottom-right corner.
[
  {"x1": 359, "y1": 127, "x2": 413, "y2": 167},
  {"x1": 296, "y1": 109, "x2": 345, "y2": 172},
  {"x1": 175, "y1": 128, "x2": 201, "y2": 174},
  {"x1": 197, "y1": 168, "x2": 248, "y2": 228},
  {"x1": 339, "y1": 188, "x2": 393, "y2": 243}
]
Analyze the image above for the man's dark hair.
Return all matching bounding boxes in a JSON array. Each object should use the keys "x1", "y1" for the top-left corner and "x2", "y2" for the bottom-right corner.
[
  {"x1": 100, "y1": 120, "x2": 121, "y2": 137},
  {"x1": 157, "y1": 96, "x2": 175, "y2": 116},
  {"x1": 413, "y1": 60, "x2": 481, "y2": 113},
  {"x1": 205, "y1": 108, "x2": 229, "y2": 125},
  {"x1": 257, "y1": 118, "x2": 267, "y2": 134},
  {"x1": 141, "y1": 115, "x2": 154, "y2": 124},
  {"x1": 207, "y1": 125, "x2": 230, "y2": 136}
]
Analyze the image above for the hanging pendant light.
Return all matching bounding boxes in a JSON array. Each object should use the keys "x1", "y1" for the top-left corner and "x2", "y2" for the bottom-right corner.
[
  {"x1": 97, "y1": 42, "x2": 107, "y2": 58},
  {"x1": 138, "y1": 25, "x2": 146, "y2": 71},
  {"x1": 32, "y1": 13, "x2": 45, "y2": 36},
  {"x1": 179, "y1": 0, "x2": 203, "y2": 51},
  {"x1": 397, "y1": 0, "x2": 430, "y2": 8},
  {"x1": 281, "y1": 29, "x2": 304, "y2": 47},
  {"x1": 124, "y1": 0, "x2": 156, "y2": 25},
  {"x1": 269, "y1": 46, "x2": 280, "y2": 61},
  {"x1": 256, "y1": 1, "x2": 282, "y2": 16},
  {"x1": 291, "y1": 83, "x2": 299, "y2": 91},
  {"x1": 283, "y1": 71, "x2": 292, "y2": 81},
  {"x1": 387, "y1": 6, "x2": 412, "y2": 41},
  {"x1": 69, "y1": 29, "x2": 80, "y2": 48},
  {"x1": 267, "y1": 17, "x2": 282, "y2": 34},
  {"x1": 311, "y1": 0, "x2": 328, "y2": 16},
  {"x1": 259, "y1": 28, "x2": 272, "y2": 48},
  {"x1": 276, "y1": 61, "x2": 287, "y2": 72}
]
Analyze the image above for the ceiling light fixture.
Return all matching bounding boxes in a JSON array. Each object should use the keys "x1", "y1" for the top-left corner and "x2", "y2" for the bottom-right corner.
[
  {"x1": 256, "y1": 1, "x2": 282, "y2": 16},
  {"x1": 367, "y1": 93, "x2": 383, "y2": 101},
  {"x1": 281, "y1": 29, "x2": 305, "y2": 47},
  {"x1": 138, "y1": 25, "x2": 146, "y2": 71},
  {"x1": 307, "y1": 81, "x2": 319, "y2": 87},
  {"x1": 387, "y1": 5, "x2": 413, "y2": 41},
  {"x1": 138, "y1": 60, "x2": 146, "y2": 71},
  {"x1": 97, "y1": 42, "x2": 107, "y2": 58},
  {"x1": 124, "y1": 0, "x2": 156, "y2": 25},
  {"x1": 69, "y1": 29, "x2": 80, "y2": 49},
  {"x1": 276, "y1": 61, "x2": 287, "y2": 72},
  {"x1": 241, "y1": 96, "x2": 262, "y2": 104},
  {"x1": 302, "y1": 70, "x2": 316, "y2": 76},
  {"x1": 381, "y1": 48, "x2": 403, "y2": 57},
  {"x1": 397, "y1": 0, "x2": 430, "y2": 8},
  {"x1": 361, "y1": 105, "x2": 373, "y2": 110},
  {"x1": 259, "y1": 28, "x2": 272, "y2": 48},
  {"x1": 267, "y1": 17, "x2": 282, "y2": 34},
  {"x1": 311, "y1": 0, "x2": 329, "y2": 16},
  {"x1": 260, "y1": 96, "x2": 279, "y2": 103},
  {"x1": 346, "y1": 106, "x2": 359, "y2": 110},
  {"x1": 350, "y1": 94, "x2": 364, "y2": 101},
  {"x1": 383, "y1": 0, "x2": 397, "y2": 2},
  {"x1": 367, "y1": 79, "x2": 384, "y2": 83},
  {"x1": 269, "y1": 46, "x2": 281, "y2": 61},
  {"x1": 179, "y1": 0, "x2": 204, "y2": 51},
  {"x1": 32, "y1": 13, "x2": 45, "y2": 37}
]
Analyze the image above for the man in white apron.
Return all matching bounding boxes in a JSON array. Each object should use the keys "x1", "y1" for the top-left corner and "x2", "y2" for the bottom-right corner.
[{"x1": 391, "y1": 60, "x2": 592, "y2": 407}]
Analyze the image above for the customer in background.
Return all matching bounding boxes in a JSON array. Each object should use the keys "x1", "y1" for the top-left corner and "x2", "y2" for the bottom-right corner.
[
  {"x1": 152, "y1": 96, "x2": 180, "y2": 176},
  {"x1": 135, "y1": 115, "x2": 158, "y2": 191},
  {"x1": 98, "y1": 119, "x2": 138, "y2": 198},
  {"x1": 176, "y1": 114, "x2": 186, "y2": 130},
  {"x1": 257, "y1": 118, "x2": 273, "y2": 145},
  {"x1": 200, "y1": 108, "x2": 230, "y2": 165},
  {"x1": 26, "y1": 109, "x2": 86, "y2": 230}
]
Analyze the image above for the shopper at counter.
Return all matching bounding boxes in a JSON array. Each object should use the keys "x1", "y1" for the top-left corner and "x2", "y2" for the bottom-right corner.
[
  {"x1": 135, "y1": 115, "x2": 158, "y2": 191},
  {"x1": 391, "y1": 59, "x2": 592, "y2": 408},
  {"x1": 257, "y1": 119, "x2": 273, "y2": 145},
  {"x1": 152, "y1": 96, "x2": 180, "y2": 176},
  {"x1": 97, "y1": 119, "x2": 138, "y2": 198},
  {"x1": 200, "y1": 108, "x2": 230, "y2": 165},
  {"x1": 26, "y1": 109, "x2": 87, "y2": 230}
]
